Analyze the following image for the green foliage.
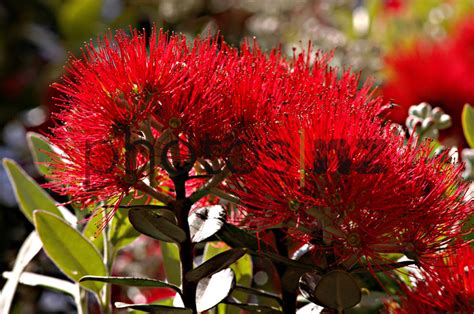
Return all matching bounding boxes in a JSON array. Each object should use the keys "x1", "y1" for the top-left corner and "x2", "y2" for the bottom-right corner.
[
  {"x1": 202, "y1": 242, "x2": 254, "y2": 313},
  {"x1": 216, "y1": 222, "x2": 267, "y2": 252},
  {"x1": 160, "y1": 242, "x2": 182, "y2": 287},
  {"x1": 128, "y1": 207, "x2": 186, "y2": 243},
  {"x1": 57, "y1": 0, "x2": 103, "y2": 46},
  {"x1": 2, "y1": 159, "x2": 62, "y2": 223},
  {"x1": 109, "y1": 207, "x2": 141, "y2": 250},
  {"x1": 462, "y1": 104, "x2": 474, "y2": 148},
  {"x1": 185, "y1": 248, "x2": 246, "y2": 282},
  {"x1": 80, "y1": 276, "x2": 181, "y2": 294},
  {"x1": 114, "y1": 302, "x2": 193, "y2": 313},
  {"x1": 33, "y1": 210, "x2": 107, "y2": 294},
  {"x1": 26, "y1": 132, "x2": 56, "y2": 177},
  {"x1": 82, "y1": 215, "x2": 105, "y2": 255},
  {"x1": 299, "y1": 270, "x2": 361, "y2": 310}
]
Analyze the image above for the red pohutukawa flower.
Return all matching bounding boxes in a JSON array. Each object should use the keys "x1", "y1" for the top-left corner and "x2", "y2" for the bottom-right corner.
[
  {"x1": 46, "y1": 28, "x2": 298, "y2": 211},
  {"x1": 393, "y1": 245, "x2": 474, "y2": 313},
  {"x1": 228, "y1": 49, "x2": 473, "y2": 270},
  {"x1": 46, "y1": 28, "x2": 238, "y2": 208},
  {"x1": 383, "y1": 16, "x2": 474, "y2": 146}
]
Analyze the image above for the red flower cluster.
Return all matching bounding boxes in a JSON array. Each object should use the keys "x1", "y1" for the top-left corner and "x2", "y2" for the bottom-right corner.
[
  {"x1": 46, "y1": 27, "x2": 472, "y2": 273},
  {"x1": 46, "y1": 28, "x2": 293, "y2": 209},
  {"x1": 228, "y1": 48, "x2": 472, "y2": 270},
  {"x1": 393, "y1": 245, "x2": 474, "y2": 313},
  {"x1": 383, "y1": 16, "x2": 474, "y2": 146}
]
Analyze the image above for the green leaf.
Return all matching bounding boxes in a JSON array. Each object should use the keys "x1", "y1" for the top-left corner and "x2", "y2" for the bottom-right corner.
[
  {"x1": 128, "y1": 207, "x2": 186, "y2": 243},
  {"x1": 224, "y1": 300, "x2": 282, "y2": 314},
  {"x1": 345, "y1": 291, "x2": 388, "y2": 314},
  {"x1": 160, "y1": 242, "x2": 181, "y2": 286},
  {"x1": 110, "y1": 208, "x2": 140, "y2": 250},
  {"x1": 350, "y1": 261, "x2": 415, "y2": 273},
  {"x1": 202, "y1": 242, "x2": 231, "y2": 313},
  {"x1": 26, "y1": 132, "x2": 55, "y2": 177},
  {"x1": 202, "y1": 242, "x2": 253, "y2": 313},
  {"x1": 82, "y1": 197, "x2": 150, "y2": 254},
  {"x1": 82, "y1": 215, "x2": 104, "y2": 254},
  {"x1": 258, "y1": 251, "x2": 319, "y2": 272},
  {"x1": 3, "y1": 158, "x2": 62, "y2": 223},
  {"x1": 299, "y1": 270, "x2": 361, "y2": 310},
  {"x1": 185, "y1": 248, "x2": 246, "y2": 282},
  {"x1": 196, "y1": 268, "x2": 235, "y2": 312},
  {"x1": 462, "y1": 104, "x2": 474, "y2": 148},
  {"x1": 33, "y1": 210, "x2": 107, "y2": 294},
  {"x1": 114, "y1": 302, "x2": 192, "y2": 313},
  {"x1": 3, "y1": 271, "x2": 78, "y2": 296},
  {"x1": 233, "y1": 285, "x2": 281, "y2": 305},
  {"x1": 80, "y1": 276, "x2": 181, "y2": 294},
  {"x1": 216, "y1": 223, "x2": 273, "y2": 252}
]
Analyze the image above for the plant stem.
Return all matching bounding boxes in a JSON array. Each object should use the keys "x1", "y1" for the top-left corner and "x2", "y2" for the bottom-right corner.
[
  {"x1": 172, "y1": 173, "x2": 197, "y2": 313},
  {"x1": 273, "y1": 228, "x2": 297, "y2": 314},
  {"x1": 189, "y1": 166, "x2": 230, "y2": 203},
  {"x1": 136, "y1": 181, "x2": 174, "y2": 204},
  {"x1": 76, "y1": 287, "x2": 88, "y2": 314},
  {"x1": 101, "y1": 222, "x2": 112, "y2": 314}
]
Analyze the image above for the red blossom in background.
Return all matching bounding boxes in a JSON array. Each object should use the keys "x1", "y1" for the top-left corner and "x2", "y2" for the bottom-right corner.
[
  {"x1": 383, "y1": 0, "x2": 404, "y2": 13},
  {"x1": 383, "y1": 15, "x2": 474, "y2": 147}
]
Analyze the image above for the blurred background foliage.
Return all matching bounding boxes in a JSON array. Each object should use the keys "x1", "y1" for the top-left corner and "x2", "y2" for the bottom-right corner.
[{"x1": 0, "y1": 0, "x2": 473, "y2": 312}]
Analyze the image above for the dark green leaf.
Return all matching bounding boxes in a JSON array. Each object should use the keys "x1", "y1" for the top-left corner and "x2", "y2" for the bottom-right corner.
[
  {"x1": 224, "y1": 301, "x2": 282, "y2": 313},
  {"x1": 189, "y1": 205, "x2": 226, "y2": 243},
  {"x1": 233, "y1": 285, "x2": 281, "y2": 305},
  {"x1": 33, "y1": 211, "x2": 106, "y2": 294},
  {"x1": 114, "y1": 302, "x2": 192, "y2": 313},
  {"x1": 299, "y1": 270, "x2": 361, "y2": 310},
  {"x1": 281, "y1": 250, "x2": 320, "y2": 293},
  {"x1": 258, "y1": 252, "x2": 320, "y2": 273},
  {"x1": 185, "y1": 248, "x2": 246, "y2": 282},
  {"x1": 350, "y1": 261, "x2": 415, "y2": 273},
  {"x1": 3, "y1": 159, "x2": 62, "y2": 223},
  {"x1": 462, "y1": 104, "x2": 474, "y2": 148},
  {"x1": 196, "y1": 268, "x2": 235, "y2": 312},
  {"x1": 216, "y1": 223, "x2": 273, "y2": 252},
  {"x1": 26, "y1": 132, "x2": 55, "y2": 177},
  {"x1": 128, "y1": 207, "x2": 185, "y2": 243},
  {"x1": 345, "y1": 291, "x2": 388, "y2": 314},
  {"x1": 80, "y1": 276, "x2": 181, "y2": 293}
]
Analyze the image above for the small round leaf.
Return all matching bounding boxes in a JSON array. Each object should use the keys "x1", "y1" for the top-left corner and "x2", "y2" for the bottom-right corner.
[{"x1": 299, "y1": 270, "x2": 361, "y2": 310}]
